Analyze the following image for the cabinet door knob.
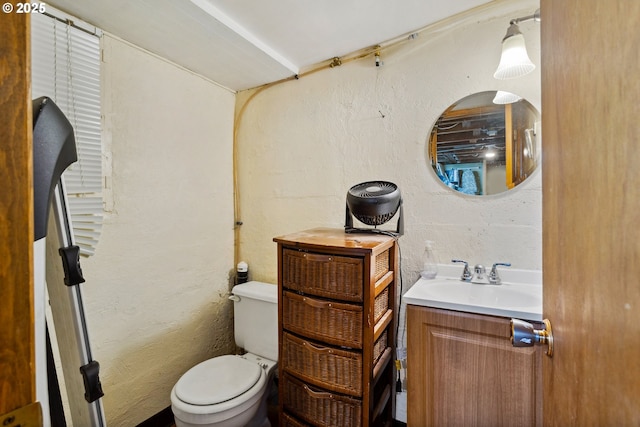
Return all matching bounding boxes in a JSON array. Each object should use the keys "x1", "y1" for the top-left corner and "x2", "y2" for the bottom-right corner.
[{"x1": 510, "y1": 318, "x2": 554, "y2": 357}]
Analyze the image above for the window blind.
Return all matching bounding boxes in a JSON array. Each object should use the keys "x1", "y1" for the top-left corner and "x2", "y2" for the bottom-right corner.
[{"x1": 32, "y1": 11, "x2": 103, "y2": 256}]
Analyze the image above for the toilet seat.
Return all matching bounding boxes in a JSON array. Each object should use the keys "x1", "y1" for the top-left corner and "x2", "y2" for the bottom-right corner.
[
  {"x1": 174, "y1": 355, "x2": 261, "y2": 406},
  {"x1": 171, "y1": 354, "x2": 270, "y2": 424}
]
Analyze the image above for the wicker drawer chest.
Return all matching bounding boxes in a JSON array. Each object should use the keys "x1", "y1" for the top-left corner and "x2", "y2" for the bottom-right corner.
[{"x1": 274, "y1": 228, "x2": 397, "y2": 427}]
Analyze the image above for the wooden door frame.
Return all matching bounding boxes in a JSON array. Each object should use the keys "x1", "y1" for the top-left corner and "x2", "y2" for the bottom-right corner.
[{"x1": 0, "y1": 12, "x2": 35, "y2": 416}]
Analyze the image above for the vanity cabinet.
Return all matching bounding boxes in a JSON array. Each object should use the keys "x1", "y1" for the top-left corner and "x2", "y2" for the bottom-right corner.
[
  {"x1": 406, "y1": 305, "x2": 542, "y2": 427},
  {"x1": 274, "y1": 228, "x2": 397, "y2": 427}
]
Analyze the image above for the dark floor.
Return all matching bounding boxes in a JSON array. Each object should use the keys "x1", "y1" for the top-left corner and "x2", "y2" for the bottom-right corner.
[{"x1": 139, "y1": 378, "x2": 405, "y2": 427}]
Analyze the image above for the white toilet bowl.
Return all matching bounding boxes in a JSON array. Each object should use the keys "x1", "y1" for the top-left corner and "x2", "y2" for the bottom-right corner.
[
  {"x1": 170, "y1": 281, "x2": 279, "y2": 427},
  {"x1": 171, "y1": 353, "x2": 277, "y2": 427}
]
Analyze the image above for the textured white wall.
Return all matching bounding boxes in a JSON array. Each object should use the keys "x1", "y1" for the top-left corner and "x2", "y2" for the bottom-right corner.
[
  {"x1": 63, "y1": 1, "x2": 539, "y2": 423},
  {"x1": 236, "y1": 0, "x2": 541, "y2": 288},
  {"x1": 81, "y1": 35, "x2": 236, "y2": 426}
]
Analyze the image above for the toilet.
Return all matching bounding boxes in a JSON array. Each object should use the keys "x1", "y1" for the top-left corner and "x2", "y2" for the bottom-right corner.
[{"x1": 171, "y1": 281, "x2": 278, "y2": 427}]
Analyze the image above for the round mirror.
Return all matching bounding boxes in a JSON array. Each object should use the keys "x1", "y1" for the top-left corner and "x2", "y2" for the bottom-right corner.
[{"x1": 428, "y1": 91, "x2": 540, "y2": 196}]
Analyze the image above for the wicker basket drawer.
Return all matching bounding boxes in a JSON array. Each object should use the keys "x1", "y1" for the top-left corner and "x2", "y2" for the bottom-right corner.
[
  {"x1": 282, "y1": 249, "x2": 364, "y2": 302},
  {"x1": 282, "y1": 331, "x2": 389, "y2": 398},
  {"x1": 373, "y1": 328, "x2": 388, "y2": 364},
  {"x1": 283, "y1": 291, "x2": 363, "y2": 348},
  {"x1": 373, "y1": 248, "x2": 391, "y2": 281},
  {"x1": 282, "y1": 412, "x2": 311, "y2": 427},
  {"x1": 374, "y1": 286, "x2": 389, "y2": 324},
  {"x1": 282, "y1": 332, "x2": 363, "y2": 396},
  {"x1": 282, "y1": 373, "x2": 363, "y2": 427}
]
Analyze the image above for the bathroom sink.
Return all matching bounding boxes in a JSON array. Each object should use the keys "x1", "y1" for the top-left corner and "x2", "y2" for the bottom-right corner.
[{"x1": 403, "y1": 277, "x2": 542, "y2": 321}]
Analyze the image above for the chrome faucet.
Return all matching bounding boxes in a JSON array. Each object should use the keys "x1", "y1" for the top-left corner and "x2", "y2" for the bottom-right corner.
[
  {"x1": 451, "y1": 259, "x2": 472, "y2": 282},
  {"x1": 488, "y1": 262, "x2": 511, "y2": 285},
  {"x1": 471, "y1": 264, "x2": 490, "y2": 284}
]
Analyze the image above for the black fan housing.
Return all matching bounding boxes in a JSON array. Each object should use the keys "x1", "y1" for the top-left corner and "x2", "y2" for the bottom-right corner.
[{"x1": 345, "y1": 181, "x2": 403, "y2": 235}]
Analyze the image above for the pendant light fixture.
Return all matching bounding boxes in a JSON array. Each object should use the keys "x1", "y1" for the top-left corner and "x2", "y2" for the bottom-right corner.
[{"x1": 494, "y1": 9, "x2": 541, "y2": 80}]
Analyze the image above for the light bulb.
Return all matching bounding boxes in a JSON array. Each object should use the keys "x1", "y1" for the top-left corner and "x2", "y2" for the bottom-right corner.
[{"x1": 493, "y1": 90, "x2": 522, "y2": 104}]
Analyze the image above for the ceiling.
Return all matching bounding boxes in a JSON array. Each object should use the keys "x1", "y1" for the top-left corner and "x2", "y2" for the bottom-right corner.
[{"x1": 45, "y1": 0, "x2": 494, "y2": 91}]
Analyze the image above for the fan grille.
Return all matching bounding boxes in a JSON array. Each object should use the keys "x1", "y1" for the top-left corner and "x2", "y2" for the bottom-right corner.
[
  {"x1": 349, "y1": 181, "x2": 397, "y2": 198},
  {"x1": 354, "y1": 211, "x2": 397, "y2": 226}
]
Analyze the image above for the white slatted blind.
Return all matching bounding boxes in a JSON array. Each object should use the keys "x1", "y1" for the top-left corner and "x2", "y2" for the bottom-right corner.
[{"x1": 32, "y1": 11, "x2": 103, "y2": 256}]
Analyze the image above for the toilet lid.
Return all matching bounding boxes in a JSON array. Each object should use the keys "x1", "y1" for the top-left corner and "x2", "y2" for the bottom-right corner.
[{"x1": 175, "y1": 355, "x2": 262, "y2": 405}]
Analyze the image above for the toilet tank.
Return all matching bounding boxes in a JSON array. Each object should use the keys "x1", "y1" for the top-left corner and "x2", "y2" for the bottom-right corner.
[{"x1": 231, "y1": 281, "x2": 278, "y2": 361}]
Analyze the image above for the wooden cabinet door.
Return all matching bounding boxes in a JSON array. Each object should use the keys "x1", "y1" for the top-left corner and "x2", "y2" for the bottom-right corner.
[{"x1": 407, "y1": 306, "x2": 542, "y2": 427}]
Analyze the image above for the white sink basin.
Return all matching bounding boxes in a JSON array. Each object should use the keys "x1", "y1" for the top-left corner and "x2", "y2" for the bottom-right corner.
[{"x1": 403, "y1": 276, "x2": 542, "y2": 321}]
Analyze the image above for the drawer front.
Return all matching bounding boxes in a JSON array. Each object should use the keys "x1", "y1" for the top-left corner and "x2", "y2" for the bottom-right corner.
[
  {"x1": 282, "y1": 249, "x2": 364, "y2": 302},
  {"x1": 282, "y1": 332, "x2": 363, "y2": 396},
  {"x1": 282, "y1": 372, "x2": 362, "y2": 427},
  {"x1": 281, "y1": 412, "x2": 311, "y2": 427},
  {"x1": 283, "y1": 291, "x2": 362, "y2": 348}
]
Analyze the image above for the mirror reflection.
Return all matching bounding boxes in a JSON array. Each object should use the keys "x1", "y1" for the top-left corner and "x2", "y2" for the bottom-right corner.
[{"x1": 429, "y1": 91, "x2": 540, "y2": 196}]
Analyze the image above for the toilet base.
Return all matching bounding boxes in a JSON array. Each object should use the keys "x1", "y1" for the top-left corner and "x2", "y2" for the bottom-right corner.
[{"x1": 173, "y1": 391, "x2": 265, "y2": 427}]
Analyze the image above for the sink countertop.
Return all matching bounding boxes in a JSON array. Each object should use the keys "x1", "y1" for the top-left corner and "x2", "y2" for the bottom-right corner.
[{"x1": 403, "y1": 264, "x2": 542, "y2": 321}]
